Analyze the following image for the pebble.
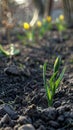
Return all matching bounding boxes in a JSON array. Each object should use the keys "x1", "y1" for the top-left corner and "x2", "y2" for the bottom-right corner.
[
  {"x1": 4, "y1": 64, "x2": 30, "y2": 77},
  {"x1": 33, "y1": 119, "x2": 44, "y2": 128},
  {"x1": 1, "y1": 114, "x2": 11, "y2": 124},
  {"x1": 14, "y1": 124, "x2": 20, "y2": 130},
  {"x1": 53, "y1": 101, "x2": 61, "y2": 108},
  {"x1": 2, "y1": 104, "x2": 18, "y2": 120},
  {"x1": 58, "y1": 115, "x2": 65, "y2": 122},
  {"x1": 4, "y1": 127, "x2": 13, "y2": 130},
  {"x1": 57, "y1": 105, "x2": 71, "y2": 114},
  {"x1": 70, "y1": 112, "x2": 73, "y2": 118},
  {"x1": 18, "y1": 124, "x2": 35, "y2": 130},
  {"x1": 41, "y1": 107, "x2": 57, "y2": 120},
  {"x1": 9, "y1": 120, "x2": 16, "y2": 127},
  {"x1": 0, "y1": 100, "x2": 4, "y2": 105},
  {"x1": 57, "y1": 128, "x2": 65, "y2": 130},
  {"x1": 49, "y1": 120, "x2": 59, "y2": 128},
  {"x1": 4, "y1": 65, "x2": 21, "y2": 76},
  {"x1": 17, "y1": 116, "x2": 31, "y2": 125},
  {"x1": 65, "y1": 118, "x2": 73, "y2": 124},
  {"x1": 47, "y1": 127, "x2": 55, "y2": 130},
  {"x1": 37, "y1": 125, "x2": 46, "y2": 130},
  {"x1": 63, "y1": 112, "x2": 70, "y2": 118},
  {"x1": 14, "y1": 96, "x2": 23, "y2": 104}
]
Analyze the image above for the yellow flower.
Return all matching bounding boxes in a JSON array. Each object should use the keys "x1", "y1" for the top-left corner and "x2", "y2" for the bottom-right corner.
[
  {"x1": 59, "y1": 15, "x2": 64, "y2": 21},
  {"x1": 46, "y1": 16, "x2": 52, "y2": 22},
  {"x1": 23, "y1": 22, "x2": 30, "y2": 30},
  {"x1": 37, "y1": 21, "x2": 42, "y2": 27}
]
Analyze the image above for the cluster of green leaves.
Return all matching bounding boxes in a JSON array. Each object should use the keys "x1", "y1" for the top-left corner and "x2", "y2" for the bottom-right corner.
[
  {"x1": 26, "y1": 28, "x2": 36, "y2": 42},
  {"x1": 43, "y1": 56, "x2": 66, "y2": 106},
  {"x1": 55, "y1": 18, "x2": 67, "y2": 32},
  {"x1": 0, "y1": 44, "x2": 20, "y2": 57},
  {"x1": 18, "y1": 29, "x2": 36, "y2": 45},
  {"x1": 18, "y1": 15, "x2": 68, "y2": 44},
  {"x1": 36, "y1": 19, "x2": 52, "y2": 40},
  {"x1": 43, "y1": 19, "x2": 52, "y2": 31}
]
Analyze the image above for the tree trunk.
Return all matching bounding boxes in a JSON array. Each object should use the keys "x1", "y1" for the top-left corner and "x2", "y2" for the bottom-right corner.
[
  {"x1": 44, "y1": 0, "x2": 53, "y2": 17},
  {"x1": 30, "y1": 0, "x2": 53, "y2": 26},
  {"x1": 63, "y1": 0, "x2": 73, "y2": 27}
]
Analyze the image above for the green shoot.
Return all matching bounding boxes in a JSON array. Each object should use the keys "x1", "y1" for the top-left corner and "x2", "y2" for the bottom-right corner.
[
  {"x1": 0, "y1": 44, "x2": 20, "y2": 57},
  {"x1": 55, "y1": 15, "x2": 67, "y2": 42},
  {"x1": 43, "y1": 56, "x2": 66, "y2": 106}
]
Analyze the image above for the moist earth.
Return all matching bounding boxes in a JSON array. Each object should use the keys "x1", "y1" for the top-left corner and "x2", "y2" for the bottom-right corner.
[{"x1": 0, "y1": 30, "x2": 73, "y2": 130}]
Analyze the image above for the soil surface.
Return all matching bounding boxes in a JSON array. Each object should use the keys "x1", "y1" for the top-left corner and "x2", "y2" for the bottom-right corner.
[{"x1": 0, "y1": 30, "x2": 73, "y2": 130}]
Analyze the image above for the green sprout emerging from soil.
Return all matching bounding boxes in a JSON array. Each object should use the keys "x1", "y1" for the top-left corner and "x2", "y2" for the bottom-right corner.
[
  {"x1": 43, "y1": 56, "x2": 66, "y2": 106},
  {"x1": 18, "y1": 22, "x2": 36, "y2": 45},
  {"x1": 0, "y1": 44, "x2": 20, "y2": 57},
  {"x1": 56, "y1": 15, "x2": 67, "y2": 42},
  {"x1": 23, "y1": 22, "x2": 35, "y2": 43},
  {"x1": 36, "y1": 16, "x2": 52, "y2": 40}
]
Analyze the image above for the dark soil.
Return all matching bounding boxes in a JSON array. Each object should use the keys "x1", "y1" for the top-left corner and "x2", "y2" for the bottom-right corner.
[{"x1": 0, "y1": 30, "x2": 73, "y2": 130}]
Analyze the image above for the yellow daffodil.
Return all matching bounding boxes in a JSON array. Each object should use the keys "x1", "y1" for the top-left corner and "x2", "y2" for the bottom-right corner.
[
  {"x1": 59, "y1": 15, "x2": 64, "y2": 21},
  {"x1": 46, "y1": 16, "x2": 52, "y2": 22},
  {"x1": 37, "y1": 21, "x2": 42, "y2": 27},
  {"x1": 23, "y1": 22, "x2": 30, "y2": 30}
]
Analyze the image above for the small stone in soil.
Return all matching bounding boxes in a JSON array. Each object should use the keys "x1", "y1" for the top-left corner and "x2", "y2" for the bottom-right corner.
[
  {"x1": 4, "y1": 127, "x2": 13, "y2": 130},
  {"x1": 49, "y1": 120, "x2": 59, "y2": 128},
  {"x1": 46, "y1": 127, "x2": 55, "y2": 130},
  {"x1": 14, "y1": 124, "x2": 20, "y2": 130},
  {"x1": 65, "y1": 118, "x2": 73, "y2": 125},
  {"x1": 1, "y1": 114, "x2": 11, "y2": 124},
  {"x1": 18, "y1": 124, "x2": 35, "y2": 130},
  {"x1": 14, "y1": 96, "x2": 23, "y2": 104},
  {"x1": 41, "y1": 107, "x2": 57, "y2": 121},
  {"x1": 53, "y1": 101, "x2": 61, "y2": 108},
  {"x1": 70, "y1": 112, "x2": 73, "y2": 118},
  {"x1": 33, "y1": 119, "x2": 44, "y2": 128},
  {"x1": 58, "y1": 115, "x2": 65, "y2": 122},
  {"x1": 4, "y1": 64, "x2": 31, "y2": 77},
  {"x1": 2, "y1": 104, "x2": 18, "y2": 120},
  {"x1": 57, "y1": 105, "x2": 71, "y2": 114},
  {"x1": 9, "y1": 120, "x2": 16, "y2": 127},
  {"x1": 17, "y1": 116, "x2": 32, "y2": 125},
  {"x1": 37, "y1": 125, "x2": 46, "y2": 130},
  {"x1": 4, "y1": 65, "x2": 21, "y2": 76},
  {"x1": 0, "y1": 100, "x2": 4, "y2": 105}
]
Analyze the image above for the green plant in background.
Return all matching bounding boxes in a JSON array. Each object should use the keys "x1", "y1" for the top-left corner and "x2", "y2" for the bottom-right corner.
[
  {"x1": 55, "y1": 15, "x2": 67, "y2": 42},
  {"x1": 0, "y1": 44, "x2": 20, "y2": 57},
  {"x1": 43, "y1": 16, "x2": 53, "y2": 39},
  {"x1": 43, "y1": 16, "x2": 52, "y2": 31},
  {"x1": 23, "y1": 22, "x2": 35, "y2": 43},
  {"x1": 43, "y1": 56, "x2": 66, "y2": 106},
  {"x1": 36, "y1": 20, "x2": 44, "y2": 40},
  {"x1": 36, "y1": 16, "x2": 52, "y2": 40}
]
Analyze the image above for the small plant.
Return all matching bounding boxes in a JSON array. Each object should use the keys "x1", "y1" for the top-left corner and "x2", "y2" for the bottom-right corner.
[
  {"x1": 36, "y1": 20, "x2": 44, "y2": 40},
  {"x1": 36, "y1": 16, "x2": 52, "y2": 40},
  {"x1": 43, "y1": 56, "x2": 66, "y2": 106},
  {"x1": 45, "y1": 16, "x2": 52, "y2": 31},
  {"x1": 23, "y1": 22, "x2": 35, "y2": 43},
  {"x1": 0, "y1": 44, "x2": 20, "y2": 57},
  {"x1": 55, "y1": 15, "x2": 67, "y2": 42},
  {"x1": 44, "y1": 16, "x2": 53, "y2": 39}
]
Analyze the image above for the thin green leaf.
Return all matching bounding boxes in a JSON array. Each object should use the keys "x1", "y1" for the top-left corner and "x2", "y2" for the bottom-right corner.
[
  {"x1": 47, "y1": 86, "x2": 53, "y2": 106},
  {"x1": 17, "y1": 35, "x2": 24, "y2": 41},
  {"x1": 13, "y1": 49, "x2": 20, "y2": 56},
  {"x1": 55, "y1": 67, "x2": 66, "y2": 89},
  {"x1": 49, "y1": 71, "x2": 58, "y2": 85},
  {"x1": 0, "y1": 44, "x2": 9, "y2": 56},
  {"x1": 54, "y1": 56, "x2": 61, "y2": 73},
  {"x1": 43, "y1": 62, "x2": 47, "y2": 86}
]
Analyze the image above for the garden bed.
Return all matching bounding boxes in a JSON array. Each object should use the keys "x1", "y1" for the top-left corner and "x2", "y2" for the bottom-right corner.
[{"x1": 0, "y1": 30, "x2": 73, "y2": 130}]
